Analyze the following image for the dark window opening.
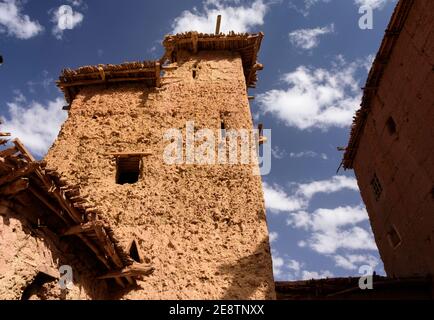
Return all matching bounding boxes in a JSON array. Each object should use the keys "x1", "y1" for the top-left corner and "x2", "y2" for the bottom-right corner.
[
  {"x1": 386, "y1": 116, "x2": 397, "y2": 135},
  {"x1": 387, "y1": 225, "x2": 402, "y2": 249},
  {"x1": 370, "y1": 173, "x2": 383, "y2": 201},
  {"x1": 128, "y1": 239, "x2": 142, "y2": 263},
  {"x1": 220, "y1": 116, "x2": 226, "y2": 139},
  {"x1": 192, "y1": 69, "x2": 197, "y2": 79},
  {"x1": 21, "y1": 271, "x2": 57, "y2": 300},
  {"x1": 116, "y1": 156, "x2": 141, "y2": 185},
  {"x1": 220, "y1": 121, "x2": 225, "y2": 131}
]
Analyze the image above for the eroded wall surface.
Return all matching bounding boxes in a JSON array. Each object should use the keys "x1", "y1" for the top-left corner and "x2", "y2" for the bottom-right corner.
[
  {"x1": 0, "y1": 200, "x2": 107, "y2": 300},
  {"x1": 45, "y1": 51, "x2": 275, "y2": 299},
  {"x1": 353, "y1": 0, "x2": 434, "y2": 277}
]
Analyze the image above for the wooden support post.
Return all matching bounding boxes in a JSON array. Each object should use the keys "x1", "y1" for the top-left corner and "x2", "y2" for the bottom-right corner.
[
  {"x1": 92, "y1": 224, "x2": 129, "y2": 286},
  {"x1": 97, "y1": 263, "x2": 154, "y2": 280},
  {"x1": 93, "y1": 225, "x2": 124, "y2": 268},
  {"x1": 98, "y1": 66, "x2": 106, "y2": 81},
  {"x1": 155, "y1": 62, "x2": 161, "y2": 88},
  {"x1": 215, "y1": 15, "x2": 222, "y2": 34},
  {"x1": 75, "y1": 233, "x2": 125, "y2": 287},
  {"x1": 248, "y1": 96, "x2": 255, "y2": 100},
  {"x1": 61, "y1": 221, "x2": 103, "y2": 236},
  {"x1": 13, "y1": 139, "x2": 35, "y2": 162},
  {"x1": 258, "y1": 123, "x2": 267, "y2": 145}
]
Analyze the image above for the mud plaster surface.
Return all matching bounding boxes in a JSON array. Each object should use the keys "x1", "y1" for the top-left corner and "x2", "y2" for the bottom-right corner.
[{"x1": 44, "y1": 51, "x2": 275, "y2": 299}]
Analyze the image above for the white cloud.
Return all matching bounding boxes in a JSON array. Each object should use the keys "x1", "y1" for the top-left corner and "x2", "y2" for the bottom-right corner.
[
  {"x1": 271, "y1": 249, "x2": 285, "y2": 277},
  {"x1": 354, "y1": 0, "x2": 396, "y2": 10},
  {"x1": 265, "y1": 178, "x2": 377, "y2": 255},
  {"x1": 263, "y1": 175, "x2": 359, "y2": 214},
  {"x1": 263, "y1": 182, "x2": 307, "y2": 213},
  {"x1": 270, "y1": 249, "x2": 306, "y2": 280},
  {"x1": 257, "y1": 56, "x2": 369, "y2": 130},
  {"x1": 302, "y1": 270, "x2": 334, "y2": 280},
  {"x1": 27, "y1": 70, "x2": 54, "y2": 93},
  {"x1": 271, "y1": 145, "x2": 287, "y2": 159},
  {"x1": 289, "y1": 205, "x2": 368, "y2": 231},
  {"x1": 296, "y1": 175, "x2": 359, "y2": 199},
  {"x1": 171, "y1": 0, "x2": 268, "y2": 34},
  {"x1": 289, "y1": 0, "x2": 331, "y2": 17},
  {"x1": 334, "y1": 254, "x2": 379, "y2": 270},
  {"x1": 287, "y1": 259, "x2": 302, "y2": 273},
  {"x1": 51, "y1": 4, "x2": 84, "y2": 40},
  {"x1": 270, "y1": 248, "x2": 343, "y2": 282},
  {"x1": 289, "y1": 24, "x2": 334, "y2": 50},
  {"x1": 1, "y1": 95, "x2": 67, "y2": 157},
  {"x1": 0, "y1": 0, "x2": 43, "y2": 39},
  {"x1": 289, "y1": 150, "x2": 328, "y2": 160},
  {"x1": 287, "y1": 205, "x2": 378, "y2": 254},
  {"x1": 67, "y1": 0, "x2": 85, "y2": 7},
  {"x1": 269, "y1": 231, "x2": 278, "y2": 243}
]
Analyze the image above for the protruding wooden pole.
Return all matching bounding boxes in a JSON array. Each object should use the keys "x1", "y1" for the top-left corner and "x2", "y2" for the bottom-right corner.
[{"x1": 215, "y1": 15, "x2": 222, "y2": 34}]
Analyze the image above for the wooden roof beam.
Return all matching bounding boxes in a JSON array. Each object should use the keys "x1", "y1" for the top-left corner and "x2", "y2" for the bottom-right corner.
[
  {"x1": 215, "y1": 15, "x2": 222, "y2": 34},
  {"x1": 0, "y1": 146, "x2": 18, "y2": 158},
  {"x1": 0, "y1": 178, "x2": 29, "y2": 195},
  {"x1": 0, "y1": 162, "x2": 37, "y2": 187},
  {"x1": 61, "y1": 221, "x2": 103, "y2": 236},
  {"x1": 97, "y1": 263, "x2": 154, "y2": 280}
]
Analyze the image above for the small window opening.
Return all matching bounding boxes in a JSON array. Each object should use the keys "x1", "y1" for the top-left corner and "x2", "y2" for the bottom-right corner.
[
  {"x1": 387, "y1": 225, "x2": 402, "y2": 249},
  {"x1": 116, "y1": 156, "x2": 141, "y2": 185},
  {"x1": 370, "y1": 173, "x2": 383, "y2": 201},
  {"x1": 128, "y1": 239, "x2": 143, "y2": 263},
  {"x1": 386, "y1": 116, "x2": 397, "y2": 135},
  {"x1": 192, "y1": 62, "x2": 198, "y2": 79},
  {"x1": 220, "y1": 121, "x2": 225, "y2": 131},
  {"x1": 21, "y1": 271, "x2": 57, "y2": 300}
]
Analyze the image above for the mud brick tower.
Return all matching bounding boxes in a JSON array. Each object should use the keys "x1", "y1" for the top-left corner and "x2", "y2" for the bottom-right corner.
[
  {"x1": 343, "y1": 0, "x2": 434, "y2": 278},
  {"x1": 40, "y1": 31, "x2": 275, "y2": 299}
]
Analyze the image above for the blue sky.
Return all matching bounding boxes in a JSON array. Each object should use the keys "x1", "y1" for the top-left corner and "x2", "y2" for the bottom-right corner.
[{"x1": 0, "y1": 0, "x2": 398, "y2": 280}]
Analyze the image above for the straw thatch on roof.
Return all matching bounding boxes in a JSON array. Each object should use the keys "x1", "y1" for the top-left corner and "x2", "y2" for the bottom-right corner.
[
  {"x1": 56, "y1": 31, "x2": 264, "y2": 104},
  {"x1": 58, "y1": 61, "x2": 160, "y2": 103}
]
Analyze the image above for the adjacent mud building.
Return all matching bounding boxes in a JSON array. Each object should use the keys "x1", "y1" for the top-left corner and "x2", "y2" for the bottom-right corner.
[{"x1": 343, "y1": 0, "x2": 434, "y2": 278}]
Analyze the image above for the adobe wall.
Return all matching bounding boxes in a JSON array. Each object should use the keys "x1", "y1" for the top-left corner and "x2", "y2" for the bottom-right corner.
[
  {"x1": 0, "y1": 199, "x2": 108, "y2": 300},
  {"x1": 353, "y1": 0, "x2": 434, "y2": 277},
  {"x1": 44, "y1": 51, "x2": 276, "y2": 299}
]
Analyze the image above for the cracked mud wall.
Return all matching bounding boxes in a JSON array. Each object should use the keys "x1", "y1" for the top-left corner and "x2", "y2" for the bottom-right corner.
[
  {"x1": 0, "y1": 199, "x2": 108, "y2": 300},
  {"x1": 45, "y1": 51, "x2": 276, "y2": 299}
]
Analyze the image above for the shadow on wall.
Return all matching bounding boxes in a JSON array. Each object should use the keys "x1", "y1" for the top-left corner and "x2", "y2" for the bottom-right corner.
[{"x1": 218, "y1": 237, "x2": 275, "y2": 300}]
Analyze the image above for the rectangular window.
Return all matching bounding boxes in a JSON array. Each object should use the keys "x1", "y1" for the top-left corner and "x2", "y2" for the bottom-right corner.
[
  {"x1": 116, "y1": 156, "x2": 141, "y2": 185},
  {"x1": 386, "y1": 116, "x2": 397, "y2": 135},
  {"x1": 387, "y1": 225, "x2": 402, "y2": 249},
  {"x1": 370, "y1": 173, "x2": 382, "y2": 201}
]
